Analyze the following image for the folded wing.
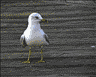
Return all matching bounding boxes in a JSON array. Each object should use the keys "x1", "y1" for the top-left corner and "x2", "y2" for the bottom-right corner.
[
  {"x1": 20, "y1": 34, "x2": 28, "y2": 48},
  {"x1": 44, "y1": 34, "x2": 50, "y2": 44}
]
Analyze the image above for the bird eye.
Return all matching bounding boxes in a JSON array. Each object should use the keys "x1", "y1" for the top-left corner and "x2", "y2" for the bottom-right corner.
[{"x1": 35, "y1": 16, "x2": 39, "y2": 19}]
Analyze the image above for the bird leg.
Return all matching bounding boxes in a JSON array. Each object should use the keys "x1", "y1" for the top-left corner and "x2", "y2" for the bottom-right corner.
[
  {"x1": 38, "y1": 45, "x2": 45, "y2": 63},
  {"x1": 22, "y1": 46, "x2": 32, "y2": 63}
]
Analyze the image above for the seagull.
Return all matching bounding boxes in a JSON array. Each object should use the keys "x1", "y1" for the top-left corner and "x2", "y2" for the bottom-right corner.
[{"x1": 20, "y1": 13, "x2": 49, "y2": 63}]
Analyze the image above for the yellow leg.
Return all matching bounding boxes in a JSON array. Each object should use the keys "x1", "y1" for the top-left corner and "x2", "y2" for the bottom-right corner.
[
  {"x1": 22, "y1": 46, "x2": 32, "y2": 63},
  {"x1": 38, "y1": 45, "x2": 45, "y2": 63}
]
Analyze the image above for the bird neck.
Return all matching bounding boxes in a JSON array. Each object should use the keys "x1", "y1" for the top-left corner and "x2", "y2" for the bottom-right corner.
[{"x1": 28, "y1": 22, "x2": 41, "y2": 31}]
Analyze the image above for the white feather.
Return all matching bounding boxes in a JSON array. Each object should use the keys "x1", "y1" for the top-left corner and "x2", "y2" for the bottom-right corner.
[{"x1": 22, "y1": 13, "x2": 49, "y2": 46}]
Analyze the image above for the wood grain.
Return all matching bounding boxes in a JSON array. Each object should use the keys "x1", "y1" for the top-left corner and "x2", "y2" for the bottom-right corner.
[{"x1": 1, "y1": 0, "x2": 96, "y2": 77}]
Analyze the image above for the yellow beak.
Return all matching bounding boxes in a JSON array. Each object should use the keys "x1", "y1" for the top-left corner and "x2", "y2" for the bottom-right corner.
[{"x1": 41, "y1": 19, "x2": 48, "y2": 23}]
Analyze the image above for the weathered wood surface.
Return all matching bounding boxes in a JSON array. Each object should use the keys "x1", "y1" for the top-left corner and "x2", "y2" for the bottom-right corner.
[{"x1": 1, "y1": 0, "x2": 96, "y2": 77}]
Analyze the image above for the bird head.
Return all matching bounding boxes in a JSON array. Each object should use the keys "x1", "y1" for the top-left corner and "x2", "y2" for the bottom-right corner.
[{"x1": 28, "y1": 13, "x2": 48, "y2": 24}]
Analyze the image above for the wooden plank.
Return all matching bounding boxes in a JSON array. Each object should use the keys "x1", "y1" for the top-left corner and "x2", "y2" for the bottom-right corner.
[{"x1": 1, "y1": 0, "x2": 96, "y2": 77}]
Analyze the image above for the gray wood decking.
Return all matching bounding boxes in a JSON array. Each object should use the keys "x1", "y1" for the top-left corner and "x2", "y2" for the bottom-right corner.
[{"x1": 1, "y1": 0, "x2": 96, "y2": 77}]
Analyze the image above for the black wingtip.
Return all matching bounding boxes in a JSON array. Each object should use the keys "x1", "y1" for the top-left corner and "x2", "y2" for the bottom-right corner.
[
  {"x1": 44, "y1": 35, "x2": 50, "y2": 44},
  {"x1": 23, "y1": 37, "x2": 28, "y2": 47},
  {"x1": 20, "y1": 36, "x2": 28, "y2": 48}
]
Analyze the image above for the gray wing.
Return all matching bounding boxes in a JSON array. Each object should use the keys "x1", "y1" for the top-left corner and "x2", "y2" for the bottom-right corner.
[
  {"x1": 20, "y1": 34, "x2": 28, "y2": 48},
  {"x1": 44, "y1": 34, "x2": 50, "y2": 44}
]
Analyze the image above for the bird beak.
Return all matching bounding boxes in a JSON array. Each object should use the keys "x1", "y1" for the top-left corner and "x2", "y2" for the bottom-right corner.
[{"x1": 41, "y1": 19, "x2": 48, "y2": 23}]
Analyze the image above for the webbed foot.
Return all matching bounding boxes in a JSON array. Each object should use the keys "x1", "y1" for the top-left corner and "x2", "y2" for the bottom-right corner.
[
  {"x1": 38, "y1": 60, "x2": 45, "y2": 63},
  {"x1": 22, "y1": 60, "x2": 30, "y2": 63}
]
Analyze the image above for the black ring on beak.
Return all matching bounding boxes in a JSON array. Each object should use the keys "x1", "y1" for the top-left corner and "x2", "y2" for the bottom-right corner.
[{"x1": 40, "y1": 19, "x2": 48, "y2": 23}]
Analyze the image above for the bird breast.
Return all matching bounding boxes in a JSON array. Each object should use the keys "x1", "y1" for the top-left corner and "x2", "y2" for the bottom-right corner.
[{"x1": 24, "y1": 29, "x2": 48, "y2": 45}]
